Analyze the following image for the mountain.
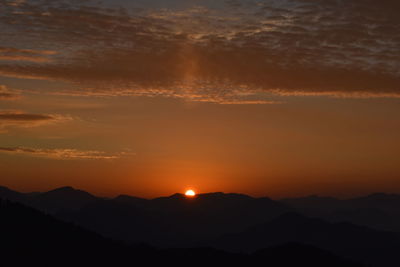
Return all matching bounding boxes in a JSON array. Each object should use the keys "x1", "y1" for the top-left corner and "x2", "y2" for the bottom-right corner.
[
  {"x1": 282, "y1": 194, "x2": 400, "y2": 232},
  {"x1": 0, "y1": 198, "x2": 134, "y2": 267},
  {"x1": 282, "y1": 195, "x2": 343, "y2": 212},
  {"x1": 282, "y1": 193, "x2": 400, "y2": 213},
  {"x1": 113, "y1": 194, "x2": 148, "y2": 206},
  {"x1": 0, "y1": 186, "x2": 102, "y2": 213},
  {"x1": 209, "y1": 212, "x2": 400, "y2": 267},
  {"x1": 29, "y1": 186, "x2": 100, "y2": 213},
  {"x1": 4, "y1": 186, "x2": 291, "y2": 246},
  {"x1": 348, "y1": 193, "x2": 400, "y2": 211},
  {"x1": 252, "y1": 243, "x2": 363, "y2": 267},
  {"x1": 2, "y1": 185, "x2": 400, "y2": 266},
  {"x1": 60, "y1": 192, "x2": 292, "y2": 247},
  {"x1": 0, "y1": 186, "x2": 26, "y2": 202},
  {"x1": 0, "y1": 199, "x2": 362, "y2": 267}
]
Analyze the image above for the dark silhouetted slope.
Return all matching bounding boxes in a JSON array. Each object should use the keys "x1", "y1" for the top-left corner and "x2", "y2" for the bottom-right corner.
[
  {"x1": 282, "y1": 193, "x2": 400, "y2": 232},
  {"x1": 253, "y1": 243, "x2": 363, "y2": 267},
  {"x1": 29, "y1": 186, "x2": 100, "y2": 213},
  {"x1": 0, "y1": 186, "x2": 101, "y2": 213},
  {"x1": 210, "y1": 212, "x2": 400, "y2": 267},
  {"x1": 0, "y1": 199, "x2": 363, "y2": 267},
  {"x1": 2, "y1": 186, "x2": 400, "y2": 266},
  {"x1": 0, "y1": 186, "x2": 27, "y2": 202},
  {"x1": 60, "y1": 191, "x2": 291, "y2": 247}
]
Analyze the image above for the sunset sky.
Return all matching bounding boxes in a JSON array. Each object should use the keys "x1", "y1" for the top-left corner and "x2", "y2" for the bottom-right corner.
[{"x1": 1, "y1": 0, "x2": 399, "y2": 198}]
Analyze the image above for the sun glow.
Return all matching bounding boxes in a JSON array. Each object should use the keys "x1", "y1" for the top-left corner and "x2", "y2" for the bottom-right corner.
[{"x1": 185, "y1": 189, "x2": 196, "y2": 197}]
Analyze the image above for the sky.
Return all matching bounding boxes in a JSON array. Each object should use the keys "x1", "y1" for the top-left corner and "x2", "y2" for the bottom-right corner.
[{"x1": 0, "y1": 0, "x2": 399, "y2": 198}]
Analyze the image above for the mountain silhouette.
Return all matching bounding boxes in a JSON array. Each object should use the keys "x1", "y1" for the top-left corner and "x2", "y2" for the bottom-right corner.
[
  {"x1": 5, "y1": 186, "x2": 400, "y2": 234},
  {"x1": 0, "y1": 199, "x2": 363, "y2": 267},
  {"x1": 253, "y1": 243, "x2": 363, "y2": 267},
  {"x1": 209, "y1": 212, "x2": 400, "y2": 267},
  {"x1": 113, "y1": 194, "x2": 148, "y2": 205},
  {"x1": 0, "y1": 186, "x2": 26, "y2": 202},
  {"x1": 0, "y1": 198, "x2": 132, "y2": 267},
  {"x1": 282, "y1": 193, "x2": 400, "y2": 232},
  {"x1": 59, "y1": 191, "x2": 291, "y2": 247},
  {"x1": 30, "y1": 186, "x2": 99, "y2": 213},
  {"x1": 2, "y1": 186, "x2": 400, "y2": 266},
  {"x1": 0, "y1": 186, "x2": 101, "y2": 213},
  {"x1": 349, "y1": 193, "x2": 400, "y2": 210}
]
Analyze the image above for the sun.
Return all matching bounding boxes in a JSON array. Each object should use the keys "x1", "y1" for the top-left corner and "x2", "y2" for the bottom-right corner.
[{"x1": 185, "y1": 189, "x2": 196, "y2": 197}]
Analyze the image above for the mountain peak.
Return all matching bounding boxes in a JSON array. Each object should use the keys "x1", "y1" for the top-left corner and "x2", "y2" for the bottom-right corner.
[
  {"x1": 43, "y1": 186, "x2": 95, "y2": 198},
  {"x1": 30, "y1": 186, "x2": 99, "y2": 212},
  {"x1": 0, "y1": 186, "x2": 15, "y2": 194},
  {"x1": 0, "y1": 185, "x2": 11, "y2": 191},
  {"x1": 0, "y1": 186, "x2": 25, "y2": 201},
  {"x1": 49, "y1": 186, "x2": 76, "y2": 193}
]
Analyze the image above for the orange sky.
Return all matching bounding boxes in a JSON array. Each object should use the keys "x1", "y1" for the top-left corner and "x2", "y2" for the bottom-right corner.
[{"x1": 0, "y1": 0, "x2": 400, "y2": 198}]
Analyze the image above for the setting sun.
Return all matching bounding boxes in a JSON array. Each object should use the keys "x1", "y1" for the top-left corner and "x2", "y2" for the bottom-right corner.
[{"x1": 185, "y1": 189, "x2": 196, "y2": 197}]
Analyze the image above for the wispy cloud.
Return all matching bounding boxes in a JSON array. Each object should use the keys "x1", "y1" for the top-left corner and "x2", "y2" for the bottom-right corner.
[
  {"x1": 0, "y1": 146, "x2": 134, "y2": 160},
  {"x1": 0, "y1": 111, "x2": 71, "y2": 131},
  {"x1": 0, "y1": 47, "x2": 57, "y2": 63},
  {"x1": 0, "y1": 85, "x2": 20, "y2": 100}
]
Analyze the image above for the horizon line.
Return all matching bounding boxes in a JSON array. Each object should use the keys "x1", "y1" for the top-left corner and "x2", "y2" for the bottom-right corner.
[{"x1": 1, "y1": 185, "x2": 398, "y2": 201}]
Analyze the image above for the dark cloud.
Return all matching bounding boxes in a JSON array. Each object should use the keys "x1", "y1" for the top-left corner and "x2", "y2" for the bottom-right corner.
[
  {"x1": 0, "y1": 112, "x2": 54, "y2": 121},
  {"x1": 0, "y1": 0, "x2": 399, "y2": 102},
  {"x1": 0, "y1": 111, "x2": 71, "y2": 131}
]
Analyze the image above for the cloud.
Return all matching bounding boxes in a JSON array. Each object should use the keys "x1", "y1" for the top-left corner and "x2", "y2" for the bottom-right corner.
[
  {"x1": 0, "y1": 85, "x2": 20, "y2": 100},
  {"x1": 0, "y1": 111, "x2": 71, "y2": 130},
  {"x1": 0, "y1": 111, "x2": 58, "y2": 122},
  {"x1": 0, "y1": 47, "x2": 57, "y2": 63},
  {"x1": 0, "y1": 0, "x2": 399, "y2": 102},
  {"x1": 0, "y1": 146, "x2": 133, "y2": 160}
]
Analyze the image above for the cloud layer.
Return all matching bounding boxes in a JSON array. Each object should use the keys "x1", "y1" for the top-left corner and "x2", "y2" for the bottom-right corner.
[{"x1": 0, "y1": 0, "x2": 399, "y2": 102}]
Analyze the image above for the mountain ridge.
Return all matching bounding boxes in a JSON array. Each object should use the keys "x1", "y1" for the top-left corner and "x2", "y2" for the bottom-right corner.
[{"x1": 0, "y1": 198, "x2": 364, "y2": 267}]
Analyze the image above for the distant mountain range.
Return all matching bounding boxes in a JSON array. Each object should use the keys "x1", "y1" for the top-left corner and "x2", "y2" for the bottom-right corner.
[
  {"x1": 0, "y1": 186, "x2": 292, "y2": 246},
  {"x1": 2, "y1": 186, "x2": 400, "y2": 233},
  {"x1": 209, "y1": 212, "x2": 400, "y2": 267},
  {"x1": 0, "y1": 199, "x2": 363, "y2": 267},
  {"x1": 282, "y1": 193, "x2": 400, "y2": 232},
  {"x1": 0, "y1": 186, "x2": 99, "y2": 212},
  {"x1": 2, "y1": 185, "x2": 400, "y2": 266}
]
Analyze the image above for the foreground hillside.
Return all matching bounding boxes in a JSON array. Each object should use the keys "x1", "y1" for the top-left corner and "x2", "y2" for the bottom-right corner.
[
  {"x1": 3, "y1": 186, "x2": 400, "y2": 266},
  {"x1": 0, "y1": 199, "x2": 362, "y2": 267}
]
